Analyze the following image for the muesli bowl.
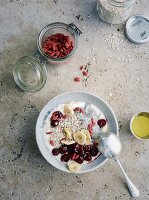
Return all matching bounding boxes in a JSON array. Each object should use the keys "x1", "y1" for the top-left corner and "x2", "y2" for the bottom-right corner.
[{"x1": 36, "y1": 91, "x2": 118, "y2": 173}]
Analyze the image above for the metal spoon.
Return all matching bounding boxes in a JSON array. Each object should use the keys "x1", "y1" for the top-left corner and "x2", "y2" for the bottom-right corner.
[{"x1": 99, "y1": 132, "x2": 139, "y2": 197}]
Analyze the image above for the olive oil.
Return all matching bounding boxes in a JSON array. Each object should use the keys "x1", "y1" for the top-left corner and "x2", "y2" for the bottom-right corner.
[{"x1": 132, "y1": 112, "x2": 149, "y2": 139}]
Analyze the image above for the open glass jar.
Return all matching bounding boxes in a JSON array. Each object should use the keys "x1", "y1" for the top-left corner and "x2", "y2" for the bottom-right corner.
[
  {"x1": 97, "y1": 0, "x2": 135, "y2": 24},
  {"x1": 13, "y1": 22, "x2": 82, "y2": 92}
]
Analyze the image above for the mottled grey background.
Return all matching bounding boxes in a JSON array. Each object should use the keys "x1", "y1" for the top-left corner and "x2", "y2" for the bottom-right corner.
[{"x1": 0, "y1": 0, "x2": 149, "y2": 200}]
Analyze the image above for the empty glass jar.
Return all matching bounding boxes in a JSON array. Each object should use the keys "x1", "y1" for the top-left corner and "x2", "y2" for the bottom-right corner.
[
  {"x1": 13, "y1": 22, "x2": 82, "y2": 92},
  {"x1": 97, "y1": 0, "x2": 135, "y2": 24}
]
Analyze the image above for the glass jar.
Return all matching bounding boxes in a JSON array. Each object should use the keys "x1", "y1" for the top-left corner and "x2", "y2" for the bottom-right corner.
[
  {"x1": 97, "y1": 0, "x2": 135, "y2": 24},
  {"x1": 37, "y1": 22, "x2": 82, "y2": 64},
  {"x1": 13, "y1": 22, "x2": 82, "y2": 92}
]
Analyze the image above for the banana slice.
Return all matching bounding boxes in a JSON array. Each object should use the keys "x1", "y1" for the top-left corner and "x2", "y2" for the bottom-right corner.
[
  {"x1": 68, "y1": 161, "x2": 81, "y2": 172},
  {"x1": 63, "y1": 127, "x2": 72, "y2": 139},
  {"x1": 61, "y1": 139, "x2": 75, "y2": 145},
  {"x1": 81, "y1": 129, "x2": 92, "y2": 145},
  {"x1": 64, "y1": 104, "x2": 74, "y2": 117},
  {"x1": 73, "y1": 131, "x2": 86, "y2": 145}
]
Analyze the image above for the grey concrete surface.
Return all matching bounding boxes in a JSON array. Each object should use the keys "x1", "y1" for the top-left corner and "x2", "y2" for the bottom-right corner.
[{"x1": 0, "y1": 0, "x2": 149, "y2": 200}]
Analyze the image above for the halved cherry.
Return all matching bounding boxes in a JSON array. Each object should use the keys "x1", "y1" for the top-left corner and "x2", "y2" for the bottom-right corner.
[
  {"x1": 75, "y1": 156, "x2": 84, "y2": 164},
  {"x1": 91, "y1": 146, "x2": 99, "y2": 157},
  {"x1": 61, "y1": 154, "x2": 70, "y2": 162},
  {"x1": 84, "y1": 152, "x2": 92, "y2": 162},
  {"x1": 59, "y1": 145, "x2": 68, "y2": 154},
  {"x1": 50, "y1": 120, "x2": 59, "y2": 127},
  {"x1": 97, "y1": 119, "x2": 106, "y2": 128},
  {"x1": 52, "y1": 148, "x2": 60, "y2": 156},
  {"x1": 84, "y1": 145, "x2": 92, "y2": 152},
  {"x1": 69, "y1": 153, "x2": 79, "y2": 161}
]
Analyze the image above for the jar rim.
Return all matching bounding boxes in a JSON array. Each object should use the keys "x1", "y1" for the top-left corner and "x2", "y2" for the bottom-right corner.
[{"x1": 107, "y1": 0, "x2": 135, "y2": 7}]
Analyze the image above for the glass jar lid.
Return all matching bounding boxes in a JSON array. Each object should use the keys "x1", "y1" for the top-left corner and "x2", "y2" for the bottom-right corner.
[
  {"x1": 125, "y1": 15, "x2": 149, "y2": 44},
  {"x1": 13, "y1": 56, "x2": 47, "y2": 92}
]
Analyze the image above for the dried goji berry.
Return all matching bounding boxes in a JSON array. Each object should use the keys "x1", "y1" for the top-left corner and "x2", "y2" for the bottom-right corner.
[
  {"x1": 74, "y1": 77, "x2": 81, "y2": 82},
  {"x1": 82, "y1": 71, "x2": 89, "y2": 76},
  {"x1": 46, "y1": 132, "x2": 53, "y2": 134},
  {"x1": 80, "y1": 65, "x2": 83, "y2": 70},
  {"x1": 42, "y1": 33, "x2": 74, "y2": 58},
  {"x1": 49, "y1": 140, "x2": 55, "y2": 146}
]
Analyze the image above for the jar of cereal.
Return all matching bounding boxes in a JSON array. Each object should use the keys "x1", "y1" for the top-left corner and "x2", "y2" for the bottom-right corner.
[{"x1": 97, "y1": 0, "x2": 135, "y2": 24}]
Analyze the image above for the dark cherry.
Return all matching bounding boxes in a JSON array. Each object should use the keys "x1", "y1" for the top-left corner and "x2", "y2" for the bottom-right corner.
[
  {"x1": 79, "y1": 150, "x2": 85, "y2": 157},
  {"x1": 79, "y1": 145, "x2": 84, "y2": 152},
  {"x1": 50, "y1": 120, "x2": 59, "y2": 127},
  {"x1": 68, "y1": 143, "x2": 78, "y2": 153},
  {"x1": 52, "y1": 148, "x2": 60, "y2": 156},
  {"x1": 84, "y1": 145, "x2": 92, "y2": 152},
  {"x1": 97, "y1": 119, "x2": 106, "y2": 128},
  {"x1": 51, "y1": 111, "x2": 64, "y2": 121},
  {"x1": 91, "y1": 146, "x2": 99, "y2": 157},
  {"x1": 61, "y1": 154, "x2": 70, "y2": 162},
  {"x1": 60, "y1": 146, "x2": 68, "y2": 154},
  {"x1": 75, "y1": 156, "x2": 84, "y2": 164},
  {"x1": 73, "y1": 107, "x2": 84, "y2": 114},
  {"x1": 74, "y1": 144, "x2": 80, "y2": 152},
  {"x1": 69, "y1": 153, "x2": 79, "y2": 161},
  {"x1": 84, "y1": 152, "x2": 92, "y2": 162}
]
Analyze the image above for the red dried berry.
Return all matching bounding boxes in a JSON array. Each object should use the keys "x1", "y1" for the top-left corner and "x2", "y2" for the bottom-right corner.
[
  {"x1": 73, "y1": 107, "x2": 84, "y2": 114},
  {"x1": 80, "y1": 65, "x2": 83, "y2": 70},
  {"x1": 49, "y1": 140, "x2": 55, "y2": 146},
  {"x1": 46, "y1": 131, "x2": 53, "y2": 134},
  {"x1": 82, "y1": 71, "x2": 89, "y2": 76},
  {"x1": 74, "y1": 77, "x2": 81, "y2": 82},
  {"x1": 91, "y1": 118, "x2": 96, "y2": 126},
  {"x1": 42, "y1": 33, "x2": 74, "y2": 59},
  {"x1": 87, "y1": 123, "x2": 93, "y2": 136}
]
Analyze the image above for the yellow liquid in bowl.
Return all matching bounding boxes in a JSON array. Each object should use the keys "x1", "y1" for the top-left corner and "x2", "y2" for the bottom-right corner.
[{"x1": 131, "y1": 112, "x2": 149, "y2": 139}]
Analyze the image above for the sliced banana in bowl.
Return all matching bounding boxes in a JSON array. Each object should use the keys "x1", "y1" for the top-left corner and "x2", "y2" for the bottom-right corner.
[
  {"x1": 81, "y1": 129, "x2": 92, "y2": 145},
  {"x1": 64, "y1": 104, "x2": 74, "y2": 117},
  {"x1": 73, "y1": 131, "x2": 86, "y2": 145},
  {"x1": 63, "y1": 127, "x2": 72, "y2": 139},
  {"x1": 68, "y1": 161, "x2": 81, "y2": 172},
  {"x1": 61, "y1": 139, "x2": 75, "y2": 145}
]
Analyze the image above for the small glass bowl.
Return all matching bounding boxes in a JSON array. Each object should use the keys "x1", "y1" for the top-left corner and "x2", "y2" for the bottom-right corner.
[
  {"x1": 37, "y1": 22, "x2": 82, "y2": 64},
  {"x1": 130, "y1": 112, "x2": 149, "y2": 140},
  {"x1": 13, "y1": 56, "x2": 47, "y2": 92}
]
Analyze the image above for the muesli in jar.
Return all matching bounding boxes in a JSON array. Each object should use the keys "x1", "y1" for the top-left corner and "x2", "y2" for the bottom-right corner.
[{"x1": 97, "y1": 0, "x2": 135, "y2": 24}]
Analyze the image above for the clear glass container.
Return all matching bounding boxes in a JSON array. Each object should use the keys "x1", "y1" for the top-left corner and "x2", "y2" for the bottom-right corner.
[
  {"x1": 13, "y1": 56, "x2": 47, "y2": 92},
  {"x1": 13, "y1": 22, "x2": 82, "y2": 92},
  {"x1": 97, "y1": 0, "x2": 135, "y2": 24},
  {"x1": 37, "y1": 22, "x2": 82, "y2": 64}
]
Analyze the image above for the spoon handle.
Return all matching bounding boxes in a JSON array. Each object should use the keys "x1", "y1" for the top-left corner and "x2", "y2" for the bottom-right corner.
[{"x1": 115, "y1": 158, "x2": 139, "y2": 197}]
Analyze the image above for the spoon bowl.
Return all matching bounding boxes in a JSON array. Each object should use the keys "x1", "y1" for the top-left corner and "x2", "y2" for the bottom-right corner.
[
  {"x1": 99, "y1": 132, "x2": 122, "y2": 158},
  {"x1": 99, "y1": 132, "x2": 139, "y2": 198}
]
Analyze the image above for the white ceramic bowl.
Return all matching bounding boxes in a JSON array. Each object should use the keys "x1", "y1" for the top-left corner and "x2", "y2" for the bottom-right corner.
[{"x1": 36, "y1": 91, "x2": 119, "y2": 173}]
